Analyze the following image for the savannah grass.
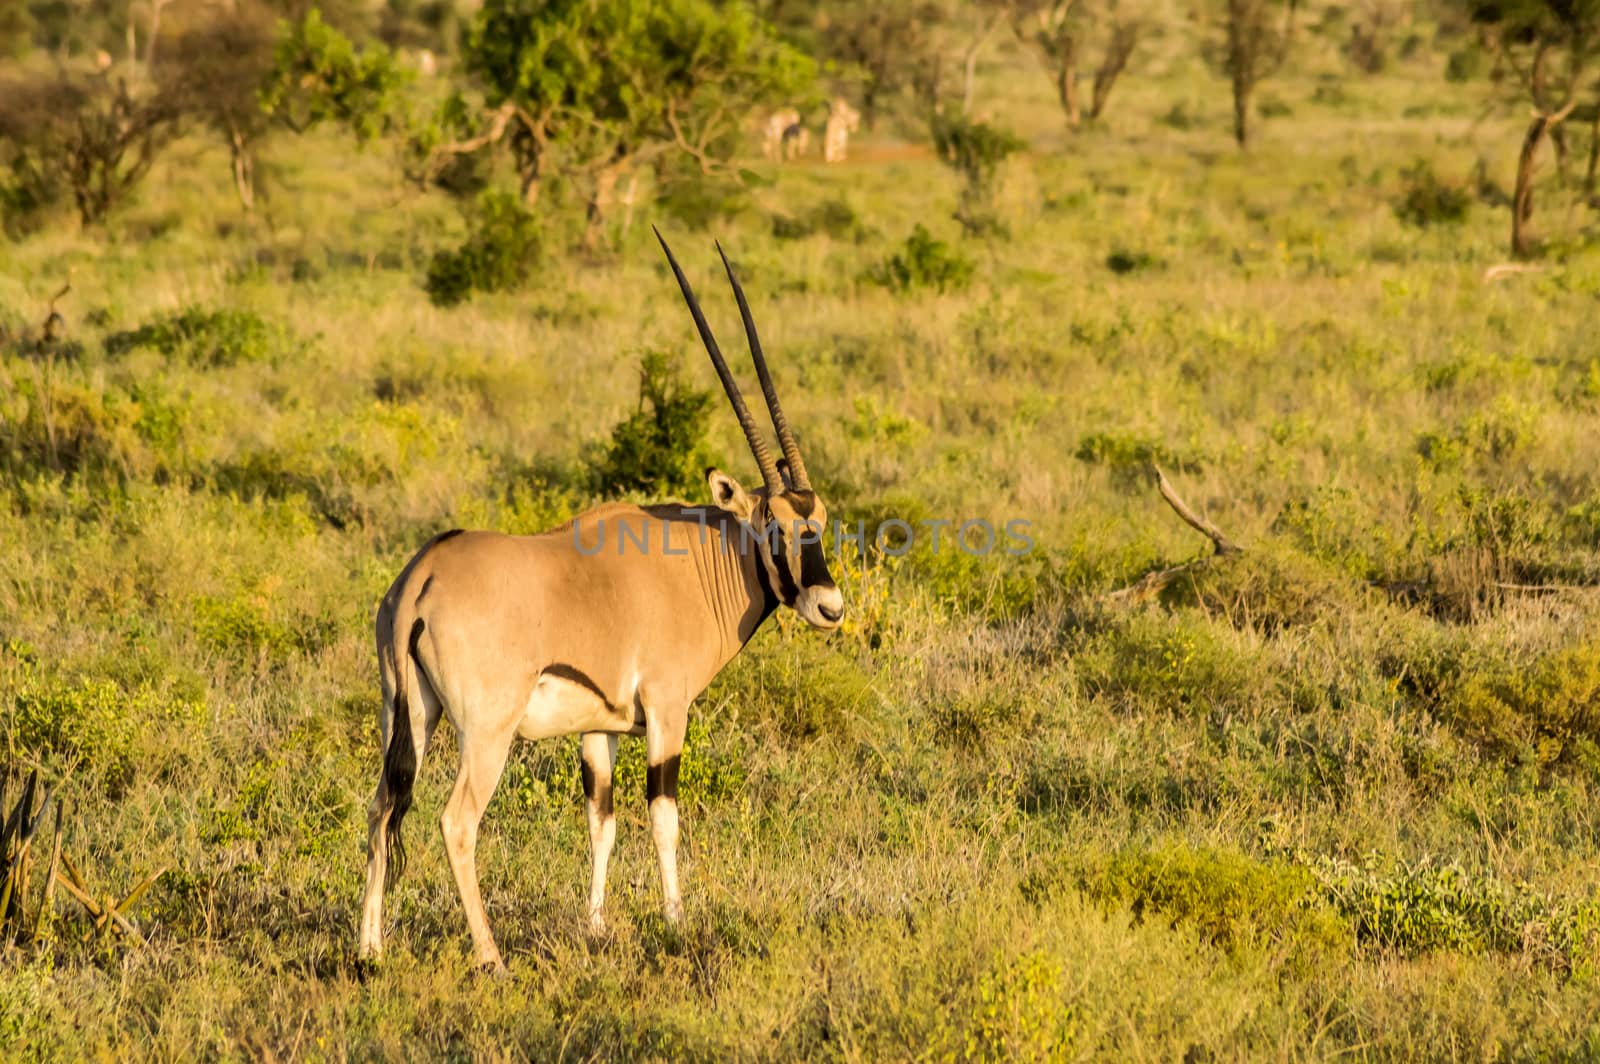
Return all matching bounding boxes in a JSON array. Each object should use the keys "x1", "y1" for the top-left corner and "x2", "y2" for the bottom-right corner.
[{"x1": 4, "y1": 8, "x2": 1600, "y2": 1060}]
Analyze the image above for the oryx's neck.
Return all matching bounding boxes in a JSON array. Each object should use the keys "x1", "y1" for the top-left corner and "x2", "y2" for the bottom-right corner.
[{"x1": 687, "y1": 510, "x2": 777, "y2": 668}]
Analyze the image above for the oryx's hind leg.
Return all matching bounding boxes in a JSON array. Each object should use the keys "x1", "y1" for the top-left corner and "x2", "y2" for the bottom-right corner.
[
  {"x1": 359, "y1": 630, "x2": 443, "y2": 959},
  {"x1": 644, "y1": 704, "x2": 689, "y2": 924},
  {"x1": 580, "y1": 731, "x2": 619, "y2": 935},
  {"x1": 440, "y1": 721, "x2": 516, "y2": 971}
]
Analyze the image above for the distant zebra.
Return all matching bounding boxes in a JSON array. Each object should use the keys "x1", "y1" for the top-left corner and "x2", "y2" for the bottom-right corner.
[
  {"x1": 763, "y1": 109, "x2": 802, "y2": 162},
  {"x1": 823, "y1": 97, "x2": 860, "y2": 164},
  {"x1": 761, "y1": 108, "x2": 800, "y2": 160}
]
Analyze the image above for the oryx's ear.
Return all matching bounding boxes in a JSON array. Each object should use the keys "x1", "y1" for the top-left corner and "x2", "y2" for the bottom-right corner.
[
  {"x1": 707, "y1": 467, "x2": 755, "y2": 520},
  {"x1": 777, "y1": 458, "x2": 796, "y2": 493}
]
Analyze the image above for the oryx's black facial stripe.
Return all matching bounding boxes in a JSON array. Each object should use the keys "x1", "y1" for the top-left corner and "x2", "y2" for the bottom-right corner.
[
  {"x1": 790, "y1": 492, "x2": 817, "y2": 518},
  {"x1": 647, "y1": 756, "x2": 680, "y2": 803},
  {"x1": 751, "y1": 547, "x2": 779, "y2": 618},
  {"x1": 766, "y1": 527, "x2": 801, "y2": 604},
  {"x1": 799, "y1": 538, "x2": 834, "y2": 589},
  {"x1": 580, "y1": 760, "x2": 613, "y2": 818}
]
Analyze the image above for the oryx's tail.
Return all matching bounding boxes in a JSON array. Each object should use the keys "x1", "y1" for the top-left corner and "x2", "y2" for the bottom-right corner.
[{"x1": 381, "y1": 614, "x2": 425, "y2": 889}]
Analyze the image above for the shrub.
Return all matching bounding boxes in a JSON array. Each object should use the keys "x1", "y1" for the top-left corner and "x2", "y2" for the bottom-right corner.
[
  {"x1": 959, "y1": 949, "x2": 1074, "y2": 1062},
  {"x1": 1085, "y1": 843, "x2": 1353, "y2": 965},
  {"x1": 4, "y1": 670, "x2": 206, "y2": 797},
  {"x1": 0, "y1": 72, "x2": 181, "y2": 229},
  {"x1": 1075, "y1": 612, "x2": 1264, "y2": 718},
  {"x1": 867, "y1": 224, "x2": 975, "y2": 294},
  {"x1": 771, "y1": 198, "x2": 870, "y2": 242},
  {"x1": 1445, "y1": 46, "x2": 1487, "y2": 83},
  {"x1": 1304, "y1": 853, "x2": 1595, "y2": 969},
  {"x1": 1105, "y1": 248, "x2": 1162, "y2": 274},
  {"x1": 105, "y1": 306, "x2": 282, "y2": 367},
  {"x1": 657, "y1": 170, "x2": 753, "y2": 233},
  {"x1": 424, "y1": 190, "x2": 542, "y2": 306},
  {"x1": 592, "y1": 350, "x2": 714, "y2": 498},
  {"x1": 930, "y1": 112, "x2": 1025, "y2": 209},
  {"x1": 1393, "y1": 160, "x2": 1471, "y2": 227}
]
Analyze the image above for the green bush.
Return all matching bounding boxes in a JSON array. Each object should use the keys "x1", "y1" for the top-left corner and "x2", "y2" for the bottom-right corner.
[
  {"x1": 930, "y1": 112, "x2": 1025, "y2": 208},
  {"x1": 1076, "y1": 612, "x2": 1263, "y2": 717},
  {"x1": 1304, "y1": 853, "x2": 1598, "y2": 970},
  {"x1": 424, "y1": 189, "x2": 542, "y2": 306},
  {"x1": 1105, "y1": 248, "x2": 1162, "y2": 275},
  {"x1": 1393, "y1": 160, "x2": 1471, "y2": 228},
  {"x1": 657, "y1": 171, "x2": 753, "y2": 233},
  {"x1": 1085, "y1": 844, "x2": 1353, "y2": 965},
  {"x1": 592, "y1": 349, "x2": 714, "y2": 498},
  {"x1": 1445, "y1": 46, "x2": 1487, "y2": 83},
  {"x1": 867, "y1": 224, "x2": 975, "y2": 294},
  {"x1": 5, "y1": 670, "x2": 205, "y2": 796},
  {"x1": 105, "y1": 306, "x2": 282, "y2": 367},
  {"x1": 771, "y1": 198, "x2": 870, "y2": 243}
]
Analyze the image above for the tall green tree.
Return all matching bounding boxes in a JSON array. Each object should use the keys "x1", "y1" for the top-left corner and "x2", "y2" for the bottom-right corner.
[{"x1": 421, "y1": 0, "x2": 813, "y2": 246}]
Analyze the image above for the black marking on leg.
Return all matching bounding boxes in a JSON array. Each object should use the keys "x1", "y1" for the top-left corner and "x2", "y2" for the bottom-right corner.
[
  {"x1": 580, "y1": 759, "x2": 614, "y2": 818},
  {"x1": 647, "y1": 755, "x2": 681, "y2": 803}
]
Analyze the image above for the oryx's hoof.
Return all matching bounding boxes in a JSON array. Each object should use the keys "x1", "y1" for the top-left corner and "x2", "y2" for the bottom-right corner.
[{"x1": 587, "y1": 909, "x2": 608, "y2": 938}]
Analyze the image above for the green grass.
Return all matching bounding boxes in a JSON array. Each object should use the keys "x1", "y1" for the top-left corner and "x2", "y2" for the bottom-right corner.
[{"x1": 5, "y1": 15, "x2": 1600, "y2": 1060}]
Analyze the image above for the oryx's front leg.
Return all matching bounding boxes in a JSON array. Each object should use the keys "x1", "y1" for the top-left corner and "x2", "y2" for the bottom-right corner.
[
  {"x1": 644, "y1": 705, "x2": 688, "y2": 924},
  {"x1": 580, "y1": 731, "x2": 619, "y2": 936}
]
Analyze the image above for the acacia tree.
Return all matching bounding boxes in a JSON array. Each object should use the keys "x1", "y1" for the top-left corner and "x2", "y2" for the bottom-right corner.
[
  {"x1": 162, "y1": 7, "x2": 407, "y2": 211},
  {"x1": 1219, "y1": 0, "x2": 1290, "y2": 147},
  {"x1": 420, "y1": 0, "x2": 813, "y2": 247},
  {"x1": 1464, "y1": 0, "x2": 1600, "y2": 256},
  {"x1": 1009, "y1": 0, "x2": 1143, "y2": 128},
  {"x1": 820, "y1": 0, "x2": 944, "y2": 130},
  {"x1": 0, "y1": 74, "x2": 181, "y2": 228}
]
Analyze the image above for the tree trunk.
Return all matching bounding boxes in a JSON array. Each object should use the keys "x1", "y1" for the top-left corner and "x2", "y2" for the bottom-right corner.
[
  {"x1": 583, "y1": 158, "x2": 627, "y2": 251},
  {"x1": 1089, "y1": 25, "x2": 1140, "y2": 121},
  {"x1": 961, "y1": 14, "x2": 1001, "y2": 116},
  {"x1": 229, "y1": 124, "x2": 255, "y2": 212},
  {"x1": 1054, "y1": 37, "x2": 1081, "y2": 128},
  {"x1": 1513, "y1": 111, "x2": 1557, "y2": 259},
  {"x1": 1232, "y1": 71, "x2": 1252, "y2": 148},
  {"x1": 862, "y1": 71, "x2": 882, "y2": 132},
  {"x1": 1585, "y1": 111, "x2": 1599, "y2": 202}
]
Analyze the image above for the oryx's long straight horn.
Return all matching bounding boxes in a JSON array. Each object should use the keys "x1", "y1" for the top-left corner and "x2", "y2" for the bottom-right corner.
[
  {"x1": 715, "y1": 242, "x2": 810, "y2": 492},
  {"x1": 654, "y1": 227, "x2": 783, "y2": 496}
]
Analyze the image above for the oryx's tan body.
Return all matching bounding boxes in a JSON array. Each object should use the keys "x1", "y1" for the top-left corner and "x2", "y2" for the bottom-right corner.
[
  {"x1": 357, "y1": 235, "x2": 843, "y2": 972},
  {"x1": 379, "y1": 505, "x2": 772, "y2": 748}
]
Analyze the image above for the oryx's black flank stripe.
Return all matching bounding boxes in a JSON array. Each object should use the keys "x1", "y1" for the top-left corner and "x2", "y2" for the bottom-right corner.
[
  {"x1": 382, "y1": 618, "x2": 426, "y2": 888},
  {"x1": 544, "y1": 664, "x2": 614, "y2": 707},
  {"x1": 580, "y1": 759, "x2": 614, "y2": 818},
  {"x1": 647, "y1": 755, "x2": 681, "y2": 803},
  {"x1": 436, "y1": 528, "x2": 466, "y2": 543}
]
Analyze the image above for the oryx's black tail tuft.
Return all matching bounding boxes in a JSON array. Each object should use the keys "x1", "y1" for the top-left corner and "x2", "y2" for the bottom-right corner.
[{"x1": 382, "y1": 618, "x2": 425, "y2": 889}]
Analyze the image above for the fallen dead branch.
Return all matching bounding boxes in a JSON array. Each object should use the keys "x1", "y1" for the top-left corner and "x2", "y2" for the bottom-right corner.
[
  {"x1": 1107, "y1": 465, "x2": 1243, "y2": 605},
  {"x1": 1482, "y1": 262, "x2": 1544, "y2": 282},
  {"x1": 1, "y1": 765, "x2": 166, "y2": 952}
]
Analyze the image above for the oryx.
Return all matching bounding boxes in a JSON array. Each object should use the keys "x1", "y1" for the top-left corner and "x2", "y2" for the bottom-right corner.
[{"x1": 357, "y1": 233, "x2": 845, "y2": 971}]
